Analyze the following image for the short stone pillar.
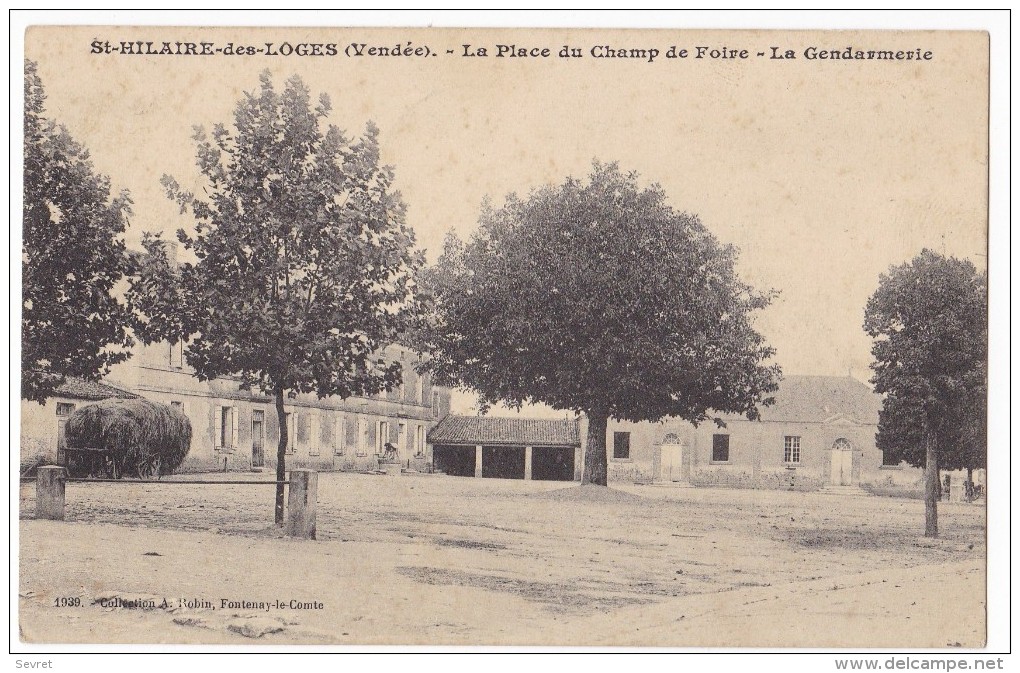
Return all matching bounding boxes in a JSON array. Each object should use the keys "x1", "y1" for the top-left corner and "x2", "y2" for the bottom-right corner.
[
  {"x1": 474, "y1": 445, "x2": 483, "y2": 478},
  {"x1": 286, "y1": 469, "x2": 317, "y2": 540},
  {"x1": 524, "y1": 446, "x2": 533, "y2": 481},
  {"x1": 36, "y1": 466, "x2": 67, "y2": 521}
]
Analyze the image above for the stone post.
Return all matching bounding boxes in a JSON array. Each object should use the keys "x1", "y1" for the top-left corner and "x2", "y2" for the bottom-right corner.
[
  {"x1": 524, "y1": 446, "x2": 533, "y2": 481},
  {"x1": 286, "y1": 469, "x2": 317, "y2": 539},
  {"x1": 474, "y1": 445, "x2": 483, "y2": 478},
  {"x1": 36, "y1": 466, "x2": 67, "y2": 521}
]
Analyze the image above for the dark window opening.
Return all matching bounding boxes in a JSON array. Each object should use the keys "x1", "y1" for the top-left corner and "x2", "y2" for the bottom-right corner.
[
  {"x1": 712, "y1": 434, "x2": 730, "y2": 462},
  {"x1": 613, "y1": 432, "x2": 631, "y2": 459}
]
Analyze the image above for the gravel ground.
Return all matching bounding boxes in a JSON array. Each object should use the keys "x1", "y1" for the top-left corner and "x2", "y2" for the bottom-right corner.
[{"x1": 18, "y1": 472, "x2": 986, "y2": 646}]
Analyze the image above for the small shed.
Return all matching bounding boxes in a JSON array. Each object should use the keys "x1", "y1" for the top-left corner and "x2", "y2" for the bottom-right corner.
[{"x1": 427, "y1": 415, "x2": 581, "y2": 481}]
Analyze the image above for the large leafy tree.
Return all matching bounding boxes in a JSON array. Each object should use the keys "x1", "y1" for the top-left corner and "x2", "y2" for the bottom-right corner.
[
  {"x1": 129, "y1": 72, "x2": 421, "y2": 522},
  {"x1": 864, "y1": 249, "x2": 987, "y2": 537},
  {"x1": 417, "y1": 162, "x2": 780, "y2": 485},
  {"x1": 22, "y1": 60, "x2": 134, "y2": 402}
]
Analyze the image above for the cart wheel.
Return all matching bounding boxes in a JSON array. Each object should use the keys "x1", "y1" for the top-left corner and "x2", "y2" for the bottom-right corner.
[
  {"x1": 136, "y1": 456, "x2": 162, "y2": 480},
  {"x1": 104, "y1": 456, "x2": 119, "y2": 479}
]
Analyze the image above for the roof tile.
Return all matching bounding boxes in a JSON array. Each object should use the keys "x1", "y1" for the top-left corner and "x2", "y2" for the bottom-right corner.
[
  {"x1": 53, "y1": 377, "x2": 139, "y2": 401},
  {"x1": 429, "y1": 415, "x2": 580, "y2": 447}
]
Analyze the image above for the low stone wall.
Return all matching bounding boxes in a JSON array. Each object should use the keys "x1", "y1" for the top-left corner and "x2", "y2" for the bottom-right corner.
[
  {"x1": 690, "y1": 467, "x2": 824, "y2": 492},
  {"x1": 608, "y1": 462, "x2": 655, "y2": 484}
]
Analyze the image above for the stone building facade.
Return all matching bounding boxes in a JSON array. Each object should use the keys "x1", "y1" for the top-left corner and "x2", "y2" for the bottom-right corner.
[
  {"x1": 599, "y1": 375, "x2": 925, "y2": 491},
  {"x1": 21, "y1": 340, "x2": 452, "y2": 474}
]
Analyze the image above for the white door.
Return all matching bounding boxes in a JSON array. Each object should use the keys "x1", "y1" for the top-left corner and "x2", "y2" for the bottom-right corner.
[
  {"x1": 660, "y1": 443, "x2": 684, "y2": 482},
  {"x1": 830, "y1": 439, "x2": 854, "y2": 485}
]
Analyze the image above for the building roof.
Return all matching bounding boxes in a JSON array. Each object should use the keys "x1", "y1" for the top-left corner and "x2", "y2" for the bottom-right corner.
[
  {"x1": 53, "y1": 377, "x2": 139, "y2": 401},
  {"x1": 429, "y1": 415, "x2": 581, "y2": 447},
  {"x1": 748, "y1": 375, "x2": 882, "y2": 425}
]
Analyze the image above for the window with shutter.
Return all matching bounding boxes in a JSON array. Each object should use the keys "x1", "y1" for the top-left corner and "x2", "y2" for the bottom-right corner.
[{"x1": 309, "y1": 414, "x2": 320, "y2": 456}]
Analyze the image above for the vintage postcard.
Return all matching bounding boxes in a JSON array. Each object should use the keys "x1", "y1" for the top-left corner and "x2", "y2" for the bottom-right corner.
[{"x1": 16, "y1": 22, "x2": 994, "y2": 651}]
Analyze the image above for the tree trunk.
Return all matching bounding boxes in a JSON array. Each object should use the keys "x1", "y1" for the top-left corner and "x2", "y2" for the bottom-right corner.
[
  {"x1": 582, "y1": 411, "x2": 609, "y2": 486},
  {"x1": 966, "y1": 466, "x2": 974, "y2": 502},
  {"x1": 924, "y1": 424, "x2": 938, "y2": 538},
  {"x1": 274, "y1": 385, "x2": 287, "y2": 525}
]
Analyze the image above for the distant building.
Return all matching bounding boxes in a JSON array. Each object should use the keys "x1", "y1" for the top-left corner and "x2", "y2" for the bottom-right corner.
[
  {"x1": 427, "y1": 415, "x2": 580, "y2": 481},
  {"x1": 600, "y1": 375, "x2": 922, "y2": 490},
  {"x1": 19, "y1": 378, "x2": 137, "y2": 472}
]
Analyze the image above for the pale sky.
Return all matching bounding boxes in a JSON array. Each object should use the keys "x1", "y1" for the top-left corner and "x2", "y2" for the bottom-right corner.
[{"x1": 24, "y1": 26, "x2": 989, "y2": 418}]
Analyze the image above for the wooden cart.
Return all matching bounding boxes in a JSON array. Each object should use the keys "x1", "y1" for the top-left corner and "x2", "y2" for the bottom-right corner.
[{"x1": 61, "y1": 446, "x2": 162, "y2": 479}]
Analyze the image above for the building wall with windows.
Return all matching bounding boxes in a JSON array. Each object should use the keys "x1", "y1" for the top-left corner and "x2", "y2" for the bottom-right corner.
[
  {"x1": 103, "y1": 341, "x2": 450, "y2": 473},
  {"x1": 598, "y1": 375, "x2": 925, "y2": 491},
  {"x1": 19, "y1": 379, "x2": 138, "y2": 473}
]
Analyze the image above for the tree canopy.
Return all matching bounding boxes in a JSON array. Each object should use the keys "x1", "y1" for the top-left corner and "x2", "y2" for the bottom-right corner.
[
  {"x1": 128, "y1": 71, "x2": 421, "y2": 521},
  {"x1": 22, "y1": 60, "x2": 134, "y2": 402},
  {"x1": 417, "y1": 162, "x2": 780, "y2": 485},
  {"x1": 864, "y1": 249, "x2": 987, "y2": 535}
]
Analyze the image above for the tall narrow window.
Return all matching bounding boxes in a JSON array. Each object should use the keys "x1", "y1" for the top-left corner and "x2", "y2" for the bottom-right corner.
[
  {"x1": 415, "y1": 425, "x2": 426, "y2": 457},
  {"x1": 376, "y1": 420, "x2": 389, "y2": 454},
  {"x1": 285, "y1": 412, "x2": 296, "y2": 454},
  {"x1": 308, "y1": 414, "x2": 320, "y2": 456},
  {"x1": 712, "y1": 434, "x2": 730, "y2": 462},
  {"x1": 613, "y1": 432, "x2": 631, "y2": 459},
  {"x1": 357, "y1": 415, "x2": 368, "y2": 456},
  {"x1": 55, "y1": 402, "x2": 75, "y2": 456},
  {"x1": 432, "y1": 391, "x2": 440, "y2": 417},
  {"x1": 334, "y1": 415, "x2": 346, "y2": 455},
  {"x1": 217, "y1": 406, "x2": 236, "y2": 449},
  {"x1": 784, "y1": 436, "x2": 801, "y2": 464},
  {"x1": 169, "y1": 340, "x2": 184, "y2": 368},
  {"x1": 415, "y1": 375, "x2": 424, "y2": 405},
  {"x1": 397, "y1": 422, "x2": 407, "y2": 455}
]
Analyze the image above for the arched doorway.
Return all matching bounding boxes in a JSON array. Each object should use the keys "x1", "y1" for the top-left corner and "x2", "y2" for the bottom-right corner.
[
  {"x1": 830, "y1": 438, "x2": 854, "y2": 485},
  {"x1": 659, "y1": 433, "x2": 685, "y2": 483}
]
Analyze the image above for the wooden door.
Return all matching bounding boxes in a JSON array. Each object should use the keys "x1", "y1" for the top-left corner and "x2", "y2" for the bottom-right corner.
[
  {"x1": 251, "y1": 411, "x2": 265, "y2": 467},
  {"x1": 830, "y1": 439, "x2": 853, "y2": 485},
  {"x1": 660, "y1": 443, "x2": 684, "y2": 482}
]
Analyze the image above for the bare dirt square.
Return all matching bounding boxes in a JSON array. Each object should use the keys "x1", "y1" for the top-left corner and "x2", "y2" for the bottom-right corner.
[{"x1": 19, "y1": 472, "x2": 985, "y2": 647}]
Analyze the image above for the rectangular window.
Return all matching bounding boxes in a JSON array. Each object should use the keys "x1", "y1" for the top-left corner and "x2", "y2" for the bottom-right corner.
[
  {"x1": 784, "y1": 436, "x2": 801, "y2": 464},
  {"x1": 375, "y1": 420, "x2": 389, "y2": 454},
  {"x1": 712, "y1": 434, "x2": 730, "y2": 462},
  {"x1": 169, "y1": 340, "x2": 184, "y2": 368},
  {"x1": 415, "y1": 425, "x2": 425, "y2": 457},
  {"x1": 334, "y1": 415, "x2": 346, "y2": 455},
  {"x1": 56, "y1": 402, "x2": 75, "y2": 454},
  {"x1": 357, "y1": 415, "x2": 368, "y2": 456},
  {"x1": 613, "y1": 432, "x2": 631, "y2": 460},
  {"x1": 398, "y1": 422, "x2": 407, "y2": 455},
  {"x1": 308, "y1": 414, "x2": 320, "y2": 456},
  {"x1": 218, "y1": 406, "x2": 235, "y2": 449},
  {"x1": 415, "y1": 375, "x2": 424, "y2": 404},
  {"x1": 432, "y1": 392, "x2": 441, "y2": 417},
  {"x1": 882, "y1": 451, "x2": 900, "y2": 467},
  {"x1": 285, "y1": 412, "x2": 296, "y2": 454}
]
